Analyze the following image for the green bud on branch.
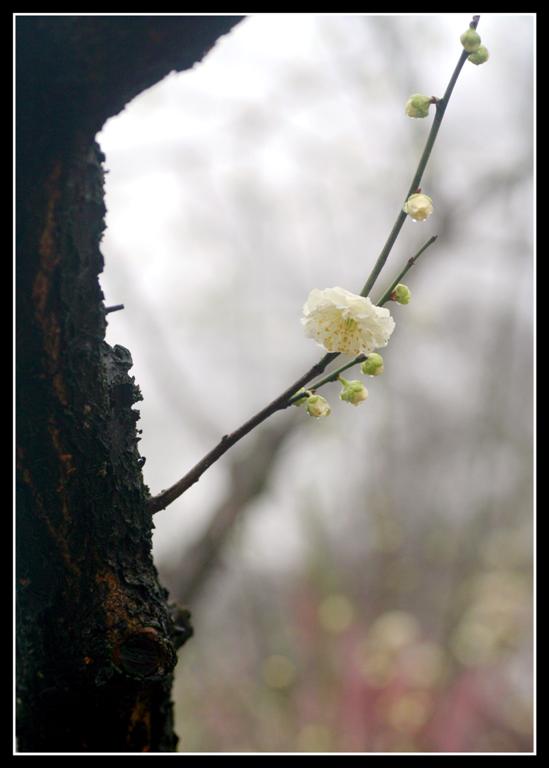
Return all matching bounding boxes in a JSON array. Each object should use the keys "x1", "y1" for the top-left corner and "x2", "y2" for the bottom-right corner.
[
  {"x1": 306, "y1": 395, "x2": 331, "y2": 418},
  {"x1": 361, "y1": 353, "x2": 385, "y2": 377},
  {"x1": 339, "y1": 377, "x2": 369, "y2": 406},
  {"x1": 405, "y1": 94, "x2": 434, "y2": 119},
  {"x1": 391, "y1": 284, "x2": 412, "y2": 305},
  {"x1": 460, "y1": 28, "x2": 481, "y2": 52},
  {"x1": 468, "y1": 46, "x2": 489, "y2": 65}
]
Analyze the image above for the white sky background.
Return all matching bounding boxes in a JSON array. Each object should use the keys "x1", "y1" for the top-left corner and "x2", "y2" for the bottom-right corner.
[{"x1": 97, "y1": 14, "x2": 534, "y2": 574}]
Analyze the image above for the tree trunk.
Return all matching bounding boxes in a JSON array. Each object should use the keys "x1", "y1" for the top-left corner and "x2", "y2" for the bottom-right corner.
[{"x1": 16, "y1": 15, "x2": 242, "y2": 753}]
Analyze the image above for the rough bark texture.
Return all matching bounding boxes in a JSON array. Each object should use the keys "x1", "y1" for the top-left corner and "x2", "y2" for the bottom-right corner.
[{"x1": 16, "y1": 15, "x2": 242, "y2": 752}]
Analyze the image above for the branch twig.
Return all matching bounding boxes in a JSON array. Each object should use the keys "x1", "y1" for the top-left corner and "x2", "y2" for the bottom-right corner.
[
  {"x1": 359, "y1": 39, "x2": 472, "y2": 298},
  {"x1": 147, "y1": 351, "x2": 337, "y2": 514},
  {"x1": 376, "y1": 235, "x2": 438, "y2": 307},
  {"x1": 147, "y1": 16, "x2": 479, "y2": 515},
  {"x1": 105, "y1": 304, "x2": 125, "y2": 314}
]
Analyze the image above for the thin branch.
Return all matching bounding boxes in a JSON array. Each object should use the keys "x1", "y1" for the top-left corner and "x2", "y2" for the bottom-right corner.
[
  {"x1": 359, "y1": 44, "x2": 471, "y2": 299},
  {"x1": 147, "y1": 16, "x2": 479, "y2": 516},
  {"x1": 376, "y1": 235, "x2": 438, "y2": 306},
  {"x1": 147, "y1": 351, "x2": 337, "y2": 513},
  {"x1": 105, "y1": 304, "x2": 125, "y2": 314}
]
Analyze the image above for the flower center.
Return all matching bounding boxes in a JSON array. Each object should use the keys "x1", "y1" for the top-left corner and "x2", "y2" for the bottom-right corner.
[{"x1": 343, "y1": 317, "x2": 357, "y2": 331}]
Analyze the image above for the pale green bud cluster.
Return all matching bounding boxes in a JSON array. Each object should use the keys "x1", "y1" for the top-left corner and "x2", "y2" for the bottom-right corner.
[
  {"x1": 294, "y1": 350, "x2": 388, "y2": 416},
  {"x1": 405, "y1": 93, "x2": 433, "y2": 119},
  {"x1": 361, "y1": 353, "x2": 384, "y2": 377},
  {"x1": 460, "y1": 25, "x2": 489, "y2": 65}
]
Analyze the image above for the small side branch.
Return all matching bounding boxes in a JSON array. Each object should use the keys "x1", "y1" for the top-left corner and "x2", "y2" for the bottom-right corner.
[
  {"x1": 105, "y1": 304, "x2": 125, "y2": 314},
  {"x1": 376, "y1": 235, "x2": 438, "y2": 307},
  {"x1": 147, "y1": 352, "x2": 338, "y2": 514}
]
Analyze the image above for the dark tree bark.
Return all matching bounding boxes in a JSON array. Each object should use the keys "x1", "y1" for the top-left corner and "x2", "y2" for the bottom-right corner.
[{"x1": 16, "y1": 15, "x2": 243, "y2": 753}]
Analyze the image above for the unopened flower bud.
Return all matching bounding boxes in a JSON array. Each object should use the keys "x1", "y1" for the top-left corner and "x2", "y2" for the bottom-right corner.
[
  {"x1": 405, "y1": 94, "x2": 433, "y2": 119},
  {"x1": 306, "y1": 395, "x2": 331, "y2": 418},
  {"x1": 468, "y1": 46, "x2": 489, "y2": 65},
  {"x1": 391, "y1": 284, "x2": 412, "y2": 305},
  {"x1": 403, "y1": 193, "x2": 433, "y2": 221},
  {"x1": 361, "y1": 353, "x2": 384, "y2": 376},
  {"x1": 460, "y1": 28, "x2": 481, "y2": 52},
  {"x1": 339, "y1": 377, "x2": 368, "y2": 406}
]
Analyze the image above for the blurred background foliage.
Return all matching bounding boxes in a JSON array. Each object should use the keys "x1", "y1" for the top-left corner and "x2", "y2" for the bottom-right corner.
[{"x1": 97, "y1": 14, "x2": 534, "y2": 753}]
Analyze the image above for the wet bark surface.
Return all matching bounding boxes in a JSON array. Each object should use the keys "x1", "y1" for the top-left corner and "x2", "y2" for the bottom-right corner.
[{"x1": 16, "y1": 15, "x2": 242, "y2": 752}]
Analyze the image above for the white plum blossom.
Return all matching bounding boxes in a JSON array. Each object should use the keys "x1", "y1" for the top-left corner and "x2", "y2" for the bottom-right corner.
[{"x1": 302, "y1": 287, "x2": 395, "y2": 356}]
